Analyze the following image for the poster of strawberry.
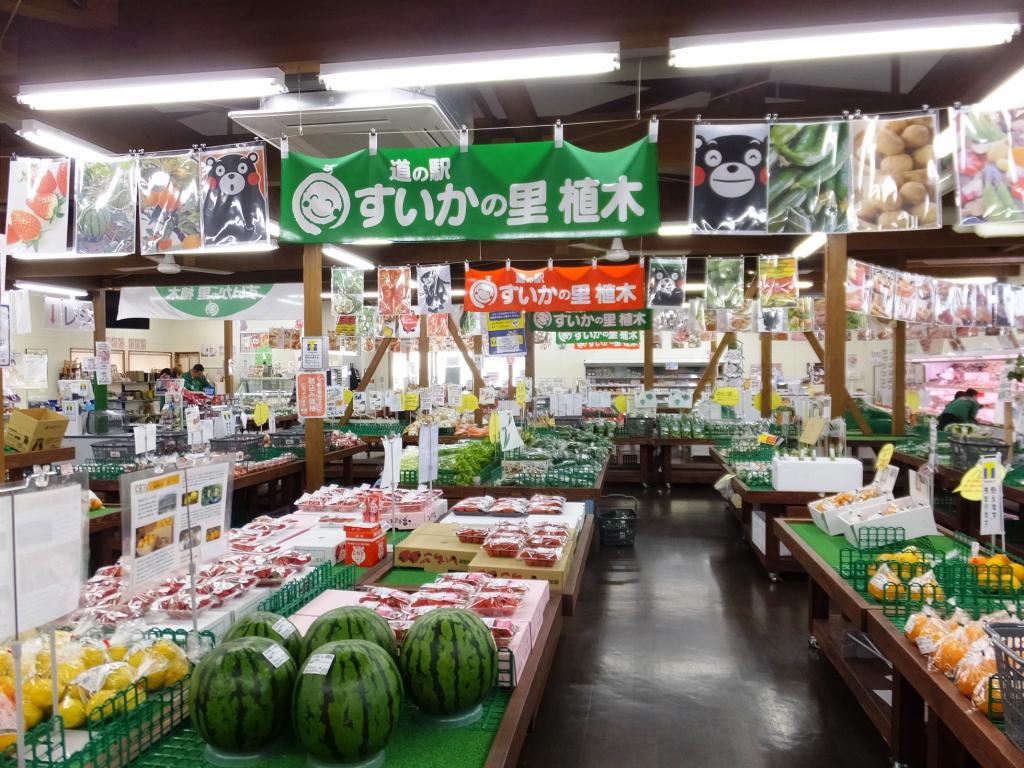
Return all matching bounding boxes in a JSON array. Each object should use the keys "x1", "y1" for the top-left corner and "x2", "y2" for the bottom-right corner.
[
  {"x1": 200, "y1": 141, "x2": 269, "y2": 247},
  {"x1": 74, "y1": 157, "x2": 138, "y2": 255},
  {"x1": 138, "y1": 150, "x2": 202, "y2": 255},
  {"x1": 5, "y1": 157, "x2": 71, "y2": 254}
]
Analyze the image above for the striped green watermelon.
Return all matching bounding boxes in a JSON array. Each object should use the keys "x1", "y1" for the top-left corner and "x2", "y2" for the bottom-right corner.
[
  {"x1": 293, "y1": 639, "x2": 403, "y2": 763},
  {"x1": 188, "y1": 637, "x2": 296, "y2": 753},
  {"x1": 224, "y1": 611, "x2": 303, "y2": 662},
  {"x1": 302, "y1": 606, "x2": 397, "y2": 661},
  {"x1": 399, "y1": 608, "x2": 497, "y2": 716}
]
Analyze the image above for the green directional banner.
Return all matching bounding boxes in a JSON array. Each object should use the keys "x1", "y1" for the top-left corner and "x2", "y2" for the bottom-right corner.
[
  {"x1": 531, "y1": 309, "x2": 650, "y2": 332},
  {"x1": 281, "y1": 138, "x2": 659, "y2": 242},
  {"x1": 555, "y1": 330, "x2": 643, "y2": 345}
]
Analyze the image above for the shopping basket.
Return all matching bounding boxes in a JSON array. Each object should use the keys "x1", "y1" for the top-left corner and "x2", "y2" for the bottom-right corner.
[
  {"x1": 948, "y1": 435, "x2": 1008, "y2": 471},
  {"x1": 986, "y1": 623, "x2": 1024, "y2": 749},
  {"x1": 596, "y1": 494, "x2": 639, "y2": 546}
]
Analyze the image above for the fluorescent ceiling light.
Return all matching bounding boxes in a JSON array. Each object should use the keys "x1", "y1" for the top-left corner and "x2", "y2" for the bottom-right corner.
[
  {"x1": 11, "y1": 250, "x2": 120, "y2": 261},
  {"x1": 363, "y1": 291, "x2": 380, "y2": 299},
  {"x1": 319, "y1": 292, "x2": 331, "y2": 300},
  {"x1": 17, "y1": 120, "x2": 111, "y2": 159},
  {"x1": 976, "y1": 65, "x2": 1024, "y2": 109},
  {"x1": 797, "y1": 280, "x2": 814, "y2": 289},
  {"x1": 350, "y1": 238, "x2": 392, "y2": 246},
  {"x1": 320, "y1": 42, "x2": 619, "y2": 91},
  {"x1": 669, "y1": 14, "x2": 1019, "y2": 68},
  {"x1": 948, "y1": 276, "x2": 998, "y2": 285},
  {"x1": 685, "y1": 283, "x2": 706, "y2": 293},
  {"x1": 658, "y1": 221, "x2": 693, "y2": 237},
  {"x1": 17, "y1": 67, "x2": 285, "y2": 111},
  {"x1": 792, "y1": 233, "x2": 827, "y2": 259},
  {"x1": 180, "y1": 241, "x2": 278, "y2": 255},
  {"x1": 324, "y1": 245, "x2": 375, "y2": 270},
  {"x1": 15, "y1": 280, "x2": 88, "y2": 298},
  {"x1": 452, "y1": 289, "x2": 466, "y2": 297},
  {"x1": 973, "y1": 222, "x2": 1024, "y2": 238},
  {"x1": 267, "y1": 219, "x2": 280, "y2": 239}
]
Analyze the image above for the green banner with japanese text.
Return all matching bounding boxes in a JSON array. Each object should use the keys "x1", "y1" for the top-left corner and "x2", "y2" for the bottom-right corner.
[
  {"x1": 530, "y1": 309, "x2": 650, "y2": 332},
  {"x1": 281, "y1": 138, "x2": 659, "y2": 242},
  {"x1": 556, "y1": 330, "x2": 643, "y2": 345}
]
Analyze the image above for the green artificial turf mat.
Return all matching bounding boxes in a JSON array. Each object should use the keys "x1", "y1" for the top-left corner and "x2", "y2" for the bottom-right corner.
[
  {"x1": 374, "y1": 567, "x2": 439, "y2": 587},
  {"x1": 787, "y1": 521, "x2": 957, "y2": 570},
  {"x1": 88, "y1": 505, "x2": 118, "y2": 519}
]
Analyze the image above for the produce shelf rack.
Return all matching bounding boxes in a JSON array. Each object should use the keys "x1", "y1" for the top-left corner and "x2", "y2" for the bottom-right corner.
[{"x1": 257, "y1": 562, "x2": 357, "y2": 617}]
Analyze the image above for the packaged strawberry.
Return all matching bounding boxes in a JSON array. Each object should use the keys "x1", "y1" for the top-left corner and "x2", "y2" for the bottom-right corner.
[
  {"x1": 492, "y1": 521, "x2": 530, "y2": 536},
  {"x1": 389, "y1": 619, "x2": 415, "y2": 644},
  {"x1": 409, "y1": 591, "x2": 466, "y2": 609},
  {"x1": 93, "y1": 562, "x2": 127, "y2": 580},
  {"x1": 456, "y1": 525, "x2": 490, "y2": 544},
  {"x1": 489, "y1": 498, "x2": 529, "y2": 517},
  {"x1": 451, "y1": 496, "x2": 496, "y2": 515},
  {"x1": 421, "y1": 580, "x2": 477, "y2": 597},
  {"x1": 361, "y1": 587, "x2": 413, "y2": 610},
  {"x1": 518, "y1": 546, "x2": 563, "y2": 567},
  {"x1": 526, "y1": 533, "x2": 569, "y2": 548},
  {"x1": 468, "y1": 592, "x2": 522, "y2": 618},
  {"x1": 482, "y1": 533, "x2": 525, "y2": 558},
  {"x1": 478, "y1": 579, "x2": 528, "y2": 595},
  {"x1": 481, "y1": 618, "x2": 517, "y2": 648},
  {"x1": 439, "y1": 572, "x2": 492, "y2": 585},
  {"x1": 272, "y1": 550, "x2": 313, "y2": 567},
  {"x1": 359, "y1": 599, "x2": 407, "y2": 621}
]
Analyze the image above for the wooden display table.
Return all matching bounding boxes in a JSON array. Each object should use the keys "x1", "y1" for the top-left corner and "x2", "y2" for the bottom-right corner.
[
  {"x1": 5, "y1": 446, "x2": 76, "y2": 480},
  {"x1": 775, "y1": 519, "x2": 1024, "y2": 768},
  {"x1": 322, "y1": 442, "x2": 370, "y2": 486}
]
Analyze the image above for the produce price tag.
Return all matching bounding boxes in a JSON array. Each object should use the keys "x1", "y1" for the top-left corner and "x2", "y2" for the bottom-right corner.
[
  {"x1": 304, "y1": 654, "x2": 334, "y2": 675},
  {"x1": 875, "y1": 443, "x2": 894, "y2": 471},
  {"x1": 757, "y1": 433, "x2": 782, "y2": 446},
  {"x1": 459, "y1": 393, "x2": 479, "y2": 412},
  {"x1": 516, "y1": 380, "x2": 527, "y2": 406},
  {"x1": 712, "y1": 387, "x2": 740, "y2": 407},
  {"x1": 401, "y1": 392, "x2": 420, "y2": 411},
  {"x1": 666, "y1": 390, "x2": 692, "y2": 409},
  {"x1": 980, "y1": 456, "x2": 1006, "y2": 536},
  {"x1": 446, "y1": 384, "x2": 462, "y2": 406},
  {"x1": 272, "y1": 618, "x2": 296, "y2": 638},
  {"x1": 263, "y1": 644, "x2": 291, "y2": 669}
]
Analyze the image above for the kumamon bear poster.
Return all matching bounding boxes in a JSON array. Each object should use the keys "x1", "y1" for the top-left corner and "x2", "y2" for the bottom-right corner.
[
  {"x1": 690, "y1": 124, "x2": 768, "y2": 233},
  {"x1": 200, "y1": 142, "x2": 270, "y2": 247}
]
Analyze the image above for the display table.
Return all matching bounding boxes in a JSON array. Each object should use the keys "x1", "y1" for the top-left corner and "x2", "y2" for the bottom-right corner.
[
  {"x1": 322, "y1": 442, "x2": 370, "y2": 486},
  {"x1": 415, "y1": 457, "x2": 609, "y2": 506},
  {"x1": 88, "y1": 505, "x2": 121, "y2": 574},
  {"x1": 775, "y1": 519, "x2": 1024, "y2": 768},
  {"x1": 4, "y1": 445, "x2": 76, "y2": 480},
  {"x1": 656, "y1": 437, "x2": 716, "y2": 487}
]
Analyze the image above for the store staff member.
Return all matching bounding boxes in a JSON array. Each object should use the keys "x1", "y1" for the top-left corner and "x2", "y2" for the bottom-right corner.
[
  {"x1": 183, "y1": 364, "x2": 211, "y2": 393},
  {"x1": 938, "y1": 388, "x2": 980, "y2": 430}
]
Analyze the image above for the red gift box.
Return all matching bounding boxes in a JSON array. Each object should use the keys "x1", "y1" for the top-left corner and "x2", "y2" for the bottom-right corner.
[
  {"x1": 345, "y1": 531, "x2": 387, "y2": 567},
  {"x1": 344, "y1": 521, "x2": 383, "y2": 540}
]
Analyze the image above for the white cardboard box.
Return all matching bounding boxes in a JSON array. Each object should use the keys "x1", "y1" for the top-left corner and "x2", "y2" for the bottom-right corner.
[
  {"x1": 286, "y1": 528, "x2": 347, "y2": 564},
  {"x1": 840, "y1": 496, "x2": 938, "y2": 546},
  {"x1": 772, "y1": 455, "x2": 863, "y2": 493}
]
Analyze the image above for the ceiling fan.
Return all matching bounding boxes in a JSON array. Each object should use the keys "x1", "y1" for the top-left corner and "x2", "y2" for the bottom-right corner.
[
  {"x1": 116, "y1": 253, "x2": 234, "y2": 276},
  {"x1": 569, "y1": 237, "x2": 689, "y2": 262}
]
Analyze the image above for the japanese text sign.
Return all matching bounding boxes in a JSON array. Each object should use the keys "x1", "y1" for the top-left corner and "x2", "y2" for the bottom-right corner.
[
  {"x1": 529, "y1": 309, "x2": 650, "y2": 332},
  {"x1": 281, "y1": 138, "x2": 659, "y2": 243},
  {"x1": 556, "y1": 330, "x2": 642, "y2": 345},
  {"x1": 296, "y1": 372, "x2": 327, "y2": 419},
  {"x1": 486, "y1": 311, "x2": 526, "y2": 356},
  {"x1": 466, "y1": 263, "x2": 645, "y2": 312}
]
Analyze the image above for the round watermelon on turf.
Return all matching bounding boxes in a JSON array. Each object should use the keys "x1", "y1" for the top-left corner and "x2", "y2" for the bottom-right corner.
[
  {"x1": 302, "y1": 606, "x2": 397, "y2": 661},
  {"x1": 293, "y1": 639, "x2": 403, "y2": 763},
  {"x1": 188, "y1": 637, "x2": 296, "y2": 753},
  {"x1": 399, "y1": 608, "x2": 497, "y2": 716},
  {"x1": 223, "y1": 611, "x2": 303, "y2": 662}
]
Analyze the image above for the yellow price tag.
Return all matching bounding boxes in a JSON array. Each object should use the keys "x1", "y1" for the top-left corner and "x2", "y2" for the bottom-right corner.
[
  {"x1": 401, "y1": 392, "x2": 419, "y2": 411},
  {"x1": 713, "y1": 387, "x2": 740, "y2": 407},
  {"x1": 516, "y1": 381, "x2": 526, "y2": 406},
  {"x1": 253, "y1": 402, "x2": 270, "y2": 427},
  {"x1": 955, "y1": 466, "x2": 984, "y2": 501},
  {"x1": 458, "y1": 393, "x2": 479, "y2": 413},
  {"x1": 488, "y1": 412, "x2": 500, "y2": 444},
  {"x1": 613, "y1": 395, "x2": 629, "y2": 414},
  {"x1": 906, "y1": 391, "x2": 920, "y2": 411},
  {"x1": 752, "y1": 392, "x2": 783, "y2": 411},
  {"x1": 343, "y1": 389, "x2": 353, "y2": 404},
  {"x1": 875, "y1": 443, "x2": 894, "y2": 471}
]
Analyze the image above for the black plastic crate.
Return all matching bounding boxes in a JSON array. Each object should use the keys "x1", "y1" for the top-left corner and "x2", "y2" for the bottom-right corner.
[
  {"x1": 597, "y1": 494, "x2": 639, "y2": 546},
  {"x1": 155, "y1": 430, "x2": 188, "y2": 455},
  {"x1": 209, "y1": 433, "x2": 263, "y2": 458}
]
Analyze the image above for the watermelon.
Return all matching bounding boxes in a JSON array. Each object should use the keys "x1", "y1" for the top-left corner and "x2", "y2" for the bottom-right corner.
[
  {"x1": 293, "y1": 639, "x2": 403, "y2": 763},
  {"x1": 188, "y1": 637, "x2": 296, "y2": 754},
  {"x1": 224, "y1": 611, "x2": 302, "y2": 662},
  {"x1": 302, "y1": 606, "x2": 397, "y2": 661},
  {"x1": 399, "y1": 608, "x2": 497, "y2": 716}
]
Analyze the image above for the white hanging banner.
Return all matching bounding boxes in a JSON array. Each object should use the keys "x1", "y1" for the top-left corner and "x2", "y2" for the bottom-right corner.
[
  {"x1": 418, "y1": 424, "x2": 440, "y2": 484},
  {"x1": 117, "y1": 284, "x2": 305, "y2": 321},
  {"x1": 380, "y1": 435, "x2": 402, "y2": 490}
]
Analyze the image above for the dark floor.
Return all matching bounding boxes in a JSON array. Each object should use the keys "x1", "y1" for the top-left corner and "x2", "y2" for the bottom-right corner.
[{"x1": 518, "y1": 486, "x2": 891, "y2": 768}]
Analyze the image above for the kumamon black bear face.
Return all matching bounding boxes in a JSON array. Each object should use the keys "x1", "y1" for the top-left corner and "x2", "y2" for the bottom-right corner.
[
  {"x1": 206, "y1": 152, "x2": 261, "y2": 197},
  {"x1": 694, "y1": 135, "x2": 766, "y2": 199}
]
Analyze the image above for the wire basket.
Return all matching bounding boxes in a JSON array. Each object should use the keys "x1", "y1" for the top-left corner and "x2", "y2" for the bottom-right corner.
[
  {"x1": 986, "y1": 623, "x2": 1024, "y2": 750},
  {"x1": 92, "y1": 438, "x2": 138, "y2": 461},
  {"x1": 597, "y1": 494, "x2": 638, "y2": 546},
  {"x1": 209, "y1": 433, "x2": 262, "y2": 459},
  {"x1": 948, "y1": 435, "x2": 1008, "y2": 471},
  {"x1": 154, "y1": 430, "x2": 188, "y2": 455},
  {"x1": 269, "y1": 430, "x2": 306, "y2": 448}
]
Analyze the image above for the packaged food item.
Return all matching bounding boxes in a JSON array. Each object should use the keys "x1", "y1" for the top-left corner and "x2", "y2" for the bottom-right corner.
[
  {"x1": 691, "y1": 123, "x2": 769, "y2": 233},
  {"x1": 361, "y1": 587, "x2": 412, "y2": 610},
  {"x1": 456, "y1": 525, "x2": 490, "y2": 545},
  {"x1": 439, "y1": 572, "x2": 492, "y2": 585},
  {"x1": 451, "y1": 496, "x2": 496, "y2": 515},
  {"x1": 272, "y1": 550, "x2": 313, "y2": 568},
  {"x1": 867, "y1": 563, "x2": 904, "y2": 601},
  {"x1": 973, "y1": 675, "x2": 1003, "y2": 720},
  {"x1": 518, "y1": 546, "x2": 563, "y2": 567},
  {"x1": 869, "y1": 266, "x2": 895, "y2": 319},
  {"x1": 907, "y1": 571, "x2": 945, "y2": 603},
  {"x1": 852, "y1": 114, "x2": 940, "y2": 231},
  {"x1": 480, "y1": 579, "x2": 529, "y2": 596},
  {"x1": 527, "y1": 494, "x2": 566, "y2": 515},
  {"x1": 913, "y1": 615, "x2": 952, "y2": 656},
  {"x1": 956, "y1": 639, "x2": 997, "y2": 696},
  {"x1": 954, "y1": 107, "x2": 1024, "y2": 226},
  {"x1": 767, "y1": 121, "x2": 850, "y2": 233},
  {"x1": 359, "y1": 600, "x2": 406, "y2": 621},
  {"x1": 419, "y1": 580, "x2": 477, "y2": 598},
  {"x1": 526, "y1": 533, "x2": 569, "y2": 548},
  {"x1": 481, "y1": 618, "x2": 517, "y2": 648},
  {"x1": 930, "y1": 627, "x2": 969, "y2": 676},
  {"x1": 409, "y1": 591, "x2": 465, "y2": 609},
  {"x1": 489, "y1": 498, "x2": 529, "y2": 517},
  {"x1": 934, "y1": 280, "x2": 955, "y2": 325},
  {"x1": 468, "y1": 592, "x2": 523, "y2": 618},
  {"x1": 704, "y1": 257, "x2": 746, "y2": 309},
  {"x1": 482, "y1": 533, "x2": 525, "y2": 558},
  {"x1": 757, "y1": 255, "x2": 799, "y2": 306},
  {"x1": 845, "y1": 260, "x2": 869, "y2": 312},
  {"x1": 389, "y1": 620, "x2": 414, "y2": 645}
]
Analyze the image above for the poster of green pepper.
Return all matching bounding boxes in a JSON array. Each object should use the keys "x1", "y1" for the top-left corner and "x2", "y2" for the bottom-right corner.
[
  {"x1": 704, "y1": 257, "x2": 745, "y2": 310},
  {"x1": 767, "y1": 121, "x2": 850, "y2": 233},
  {"x1": 331, "y1": 267, "x2": 363, "y2": 315}
]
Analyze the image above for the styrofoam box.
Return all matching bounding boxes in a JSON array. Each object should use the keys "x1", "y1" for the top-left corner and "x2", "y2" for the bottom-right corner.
[
  {"x1": 152, "y1": 609, "x2": 233, "y2": 642},
  {"x1": 440, "y1": 501, "x2": 587, "y2": 536},
  {"x1": 286, "y1": 528, "x2": 347, "y2": 564},
  {"x1": 840, "y1": 497, "x2": 938, "y2": 546},
  {"x1": 809, "y1": 492, "x2": 895, "y2": 536},
  {"x1": 772, "y1": 456, "x2": 863, "y2": 493}
]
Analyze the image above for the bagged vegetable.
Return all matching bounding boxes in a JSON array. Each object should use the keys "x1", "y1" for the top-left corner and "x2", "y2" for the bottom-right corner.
[
  {"x1": 954, "y1": 107, "x2": 1024, "y2": 225},
  {"x1": 767, "y1": 121, "x2": 850, "y2": 233}
]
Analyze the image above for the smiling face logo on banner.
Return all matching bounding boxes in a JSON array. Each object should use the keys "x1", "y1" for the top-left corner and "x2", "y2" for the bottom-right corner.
[{"x1": 292, "y1": 172, "x2": 350, "y2": 236}]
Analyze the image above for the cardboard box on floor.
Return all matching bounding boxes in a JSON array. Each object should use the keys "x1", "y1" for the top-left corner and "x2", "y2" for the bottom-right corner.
[{"x1": 6, "y1": 408, "x2": 69, "y2": 452}]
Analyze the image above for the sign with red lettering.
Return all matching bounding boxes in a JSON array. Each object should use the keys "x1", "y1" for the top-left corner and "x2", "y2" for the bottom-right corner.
[
  {"x1": 296, "y1": 371, "x2": 327, "y2": 419},
  {"x1": 465, "y1": 263, "x2": 645, "y2": 312}
]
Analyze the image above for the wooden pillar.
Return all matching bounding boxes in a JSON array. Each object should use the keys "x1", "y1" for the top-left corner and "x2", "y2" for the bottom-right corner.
[
  {"x1": 418, "y1": 315, "x2": 429, "y2": 388},
  {"x1": 524, "y1": 326, "x2": 536, "y2": 417},
  {"x1": 223, "y1": 321, "x2": 234, "y2": 395},
  {"x1": 824, "y1": 235, "x2": 847, "y2": 419},
  {"x1": 92, "y1": 289, "x2": 108, "y2": 412},
  {"x1": 691, "y1": 332, "x2": 736, "y2": 407},
  {"x1": 472, "y1": 335, "x2": 483, "y2": 425},
  {"x1": 760, "y1": 332, "x2": 772, "y2": 417},
  {"x1": 643, "y1": 327, "x2": 654, "y2": 389},
  {"x1": 893, "y1": 320, "x2": 906, "y2": 436},
  {"x1": 303, "y1": 245, "x2": 325, "y2": 491}
]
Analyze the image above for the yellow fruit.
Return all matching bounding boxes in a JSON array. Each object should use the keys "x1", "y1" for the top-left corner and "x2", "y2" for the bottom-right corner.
[
  {"x1": 0, "y1": 651, "x2": 13, "y2": 677},
  {"x1": 107, "y1": 646, "x2": 128, "y2": 662},
  {"x1": 80, "y1": 647, "x2": 107, "y2": 669},
  {"x1": 23, "y1": 677, "x2": 57, "y2": 711},
  {"x1": 162, "y1": 659, "x2": 189, "y2": 688},
  {"x1": 101, "y1": 666, "x2": 135, "y2": 692},
  {"x1": 0, "y1": 675, "x2": 14, "y2": 701},
  {"x1": 151, "y1": 640, "x2": 185, "y2": 665},
  {"x1": 85, "y1": 690, "x2": 117, "y2": 723},
  {"x1": 57, "y1": 662, "x2": 85, "y2": 690},
  {"x1": 0, "y1": 733, "x2": 15, "y2": 753},
  {"x1": 990, "y1": 554, "x2": 1012, "y2": 566},
  {"x1": 57, "y1": 696, "x2": 86, "y2": 729},
  {"x1": 22, "y1": 700, "x2": 44, "y2": 730},
  {"x1": 127, "y1": 650, "x2": 147, "y2": 670},
  {"x1": 33, "y1": 654, "x2": 51, "y2": 676}
]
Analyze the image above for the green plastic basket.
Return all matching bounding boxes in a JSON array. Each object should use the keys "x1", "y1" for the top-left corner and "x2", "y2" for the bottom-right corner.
[{"x1": 257, "y1": 562, "x2": 356, "y2": 616}]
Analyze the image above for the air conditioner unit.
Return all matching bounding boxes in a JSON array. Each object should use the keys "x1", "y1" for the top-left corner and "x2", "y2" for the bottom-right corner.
[{"x1": 228, "y1": 88, "x2": 471, "y2": 157}]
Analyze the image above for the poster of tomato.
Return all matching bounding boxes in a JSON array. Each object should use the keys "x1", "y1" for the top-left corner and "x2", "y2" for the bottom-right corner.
[
  {"x1": 5, "y1": 157, "x2": 71, "y2": 254},
  {"x1": 378, "y1": 267, "x2": 411, "y2": 316},
  {"x1": 138, "y1": 150, "x2": 202, "y2": 254}
]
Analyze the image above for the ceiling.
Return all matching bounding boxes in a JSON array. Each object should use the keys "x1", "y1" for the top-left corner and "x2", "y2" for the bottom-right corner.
[{"x1": 0, "y1": 0, "x2": 1023, "y2": 294}]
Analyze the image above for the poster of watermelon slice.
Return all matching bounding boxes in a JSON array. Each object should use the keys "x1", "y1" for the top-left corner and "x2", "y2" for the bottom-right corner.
[{"x1": 5, "y1": 157, "x2": 71, "y2": 254}]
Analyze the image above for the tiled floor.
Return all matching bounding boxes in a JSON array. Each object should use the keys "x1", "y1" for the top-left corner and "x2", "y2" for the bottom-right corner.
[{"x1": 519, "y1": 487, "x2": 890, "y2": 767}]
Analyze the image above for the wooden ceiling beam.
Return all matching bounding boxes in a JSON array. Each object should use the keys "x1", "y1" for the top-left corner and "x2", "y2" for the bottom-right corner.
[{"x1": 0, "y1": 0, "x2": 117, "y2": 29}]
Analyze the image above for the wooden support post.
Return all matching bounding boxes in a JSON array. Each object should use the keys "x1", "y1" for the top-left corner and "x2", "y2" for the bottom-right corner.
[
  {"x1": 303, "y1": 245, "x2": 325, "y2": 491},
  {"x1": 92, "y1": 289, "x2": 108, "y2": 414},
  {"x1": 525, "y1": 326, "x2": 536, "y2": 417},
  {"x1": 643, "y1": 326, "x2": 654, "y2": 389},
  {"x1": 223, "y1": 321, "x2": 234, "y2": 395},
  {"x1": 418, "y1": 316, "x2": 429, "y2": 388},
  {"x1": 760, "y1": 332, "x2": 772, "y2": 417},
  {"x1": 691, "y1": 332, "x2": 736, "y2": 407},
  {"x1": 893, "y1": 320, "x2": 906, "y2": 436},
  {"x1": 340, "y1": 337, "x2": 392, "y2": 425},
  {"x1": 824, "y1": 235, "x2": 849, "y2": 422},
  {"x1": 473, "y1": 335, "x2": 484, "y2": 425}
]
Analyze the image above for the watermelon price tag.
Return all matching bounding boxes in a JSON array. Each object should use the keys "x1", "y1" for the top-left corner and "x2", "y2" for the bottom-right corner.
[
  {"x1": 304, "y1": 653, "x2": 334, "y2": 675},
  {"x1": 263, "y1": 644, "x2": 291, "y2": 669},
  {"x1": 272, "y1": 618, "x2": 296, "y2": 639}
]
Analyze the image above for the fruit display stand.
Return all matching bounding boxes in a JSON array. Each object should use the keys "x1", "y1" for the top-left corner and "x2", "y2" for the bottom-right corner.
[
  {"x1": 656, "y1": 436, "x2": 717, "y2": 487},
  {"x1": 322, "y1": 442, "x2": 371, "y2": 486},
  {"x1": 774, "y1": 520, "x2": 1024, "y2": 768}
]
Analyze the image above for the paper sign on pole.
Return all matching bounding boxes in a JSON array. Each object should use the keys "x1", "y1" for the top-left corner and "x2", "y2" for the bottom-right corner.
[
  {"x1": 666, "y1": 390, "x2": 693, "y2": 409},
  {"x1": 458, "y1": 393, "x2": 479, "y2": 412},
  {"x1": 712, "y1": 387, "x2": 740, "y2": 407},
  {"x1": 980, "y1": 455, "x2": 1005, "y2": 536},
  {"x1": 479, "y1": 386, "x2": 497, "y2": 406},
  {"x1": 516, "y1": 380, "x2": 527, "y2": 406},
  {"x1": 799, "y1": 417, "x2": 827, "y2": 445},
  {"x1": 380, "y1": 435, "x2": 402, "y2": 490},
  {"x1": 300, "y1": 336, "x2": 327, "y2": 371},
  {"x1": 296, "y1": 371, "x2": 328, "y2": 419},
  {"x1": 498, "y1": 411, "x2": 525, "y2": 453},
  {"x1": 447, "y1": 384, "x2": 462, "y2": 406},
  {"x1": 635, "y1": 390, "x2": 658, "y2": 411},
  {"x1": 418, "y1": 424, "x2": 440, "y2": 484},
  {"x1": 401, "y1": 392, "x2": 420, "y2": 411}
]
